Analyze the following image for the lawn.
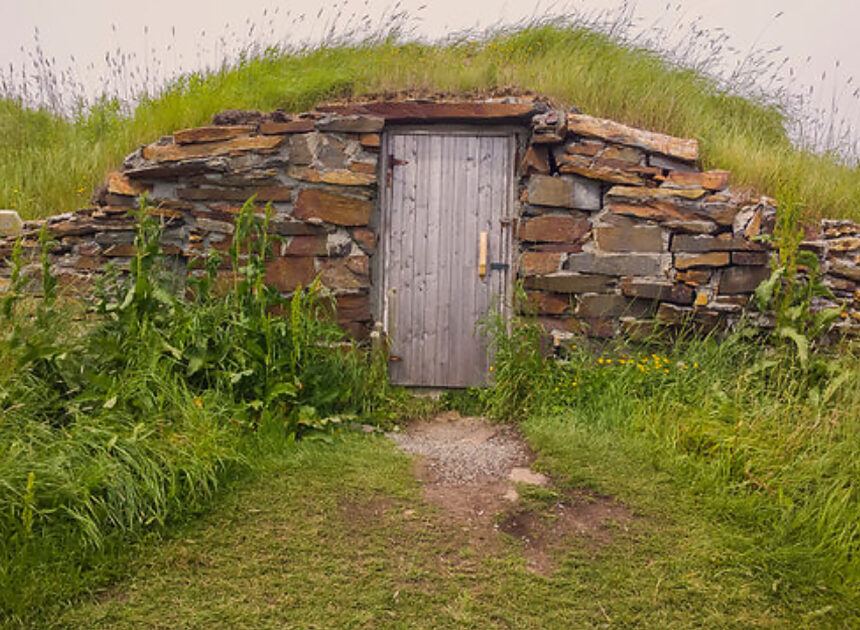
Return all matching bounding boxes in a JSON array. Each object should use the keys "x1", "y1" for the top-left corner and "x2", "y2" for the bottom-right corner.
[{"x1": 55, "y1": 421, "x2": 851, "y2": 629}]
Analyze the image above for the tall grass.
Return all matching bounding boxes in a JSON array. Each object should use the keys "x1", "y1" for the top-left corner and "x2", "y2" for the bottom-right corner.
[
  {"x1": 1, "y1": 17, "x2": 859, "y2": 222},
  {"x1": 0, "y1": 201, "x2": 392, "y2": 623},
  {"x1": 484, "y1": 318, "x2": 860, "y2": 619}
]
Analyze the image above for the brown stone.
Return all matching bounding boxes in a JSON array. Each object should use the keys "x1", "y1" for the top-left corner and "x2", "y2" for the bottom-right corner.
[
  {"x1": 674, "y1": 252, "x2": 730, "y2": 270},
  {"x1": 520, "y1": 251, "x2": 563, "y2": 275},
  {"x1": 676, "y1": 269, "x2": 711, "y2": 286},
  {"x1": 102, "y1": 243, "x2": 137, "y2": 257},
  {"x1": 829, "y1": 260, "x2": 860, "y2": 282},
  {"x1": 349, "y1": 161, "x2": 377, "y2": 175},
  {"x1": 284, "y1": 235, "x2": 327, "y2": 256},
  {"x1": 829, "y1": 237, "x2": 860, "y2": 252},
  {"x1": 259, "y1": 119, "x2": 316, "y2": 134},
  {"x1": 601, "y1": 145, "x2": 645, "y2": 164},
  {"x1": 577, "y1": 317, "x2": 618, "y2": 338},
  {"x1": 656, "y1": 302, "x2": 694, "y2": 325},
  {"x1": 607, "y1": 186, "x2": 736, "y2": 227},
  {"x1": 142, "y1": 135, "x2": 284, "y2": 162},
  {"x1": 670, "y1": 233, "x2": 765, "y2": 253},
  {"x1": 269, "y1": 219, "x2": 326, "y2": 237},
  {"x1": 315, "y1": 116, "x2": 385, "y2": 133},
  {"x1": 565, "y1": 139, "x2": 604, "y2": 157},
  {"x1": 287, "y1": 166, "x2": 375, "y2": 186},
  {"x1": 74, "y1": 255, "x2": 105, "y2": 270},
  {"x1": 566, "y1": 113, "x2": 699, "y2": 162},
  {"x1": 555, "y1": 153, "x2": 647, "y2": 185},
  {"x1": 518, "y1": 214, "x2": 591, "y2": 243},
  {"x1": 530, "y1": 242, "x2": 585, "y2": 253},
  {"x1": 664, "y1": 170, "x2": 730, "y2": 191},
  {"x1": 732, "y1": 251, "x2": 770, "y2": 266},
  {"x1": 359, "y1": 133, "x2": 381, "y2": 148},
  {"x1": 718, "y1": 266, "x2": 771, "y2": 295},
  {"x1": 351, "y1": 228, "x2": 377, "y2": 254},
  {"x1": 607, "y1": 186, "x2": 709, "y2": 202},
  {"x1": 173, "y1": 125, "x2": 257, "y2": 144},
  {"x1": 177, "y1": 186, "x2": 293, "y2": 202},
  {"x1": 317, "y1": 101, "x2": 540, "y2": 122},
  {"x1": 523, "y1": 272, "x2": 614, "y2": 293},
  {"x1": 265, "y1": 256, "x2": 316, "y2": 292},
  {"x1": 620, "y1": 278, "x2": 694, "y2": 304},
  {"x1": 293, "y1": 189, "x2": 372, "y2": 226},
  {"x1": 525, "y1": 291, "x2": 571, "y2": 315},
  {"x1": 520, "y1": 146, "x2": 551, "y2": 175},
  {"x1": 662, "y1": 219, "x2": 719, "y2": 234},
  {"x1": 744, "y1": 208, "x2": 764, "y2": 239},
  {"x1": 318, "y1": 259, "x2": 370, "y2": 291},
  {"x1": 106, "y1": 171, "x2": 151, "y2": 197},
  {"x1": 336, "y1": 293, "x2": 372, "y2": 322},
  {"x1": 595, "y1": 219, "x2": 664, "y2": 253},
  {"x1": 345, "y1": 255, "x2": 370, "y2": 277},
  {"x1": 577, "y1": 294, "x2": 646, "y2": 318},
  {"x1": 526, "y1": 175, "x2": 602, "y2": 211}
]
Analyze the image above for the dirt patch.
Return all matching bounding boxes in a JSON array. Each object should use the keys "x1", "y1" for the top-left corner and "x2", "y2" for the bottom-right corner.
[
  {"x1": 388, "y1": 412, "x2": 632, "y2": 574},
  {"x1": 499, "y1": 489, "x2": 632, "y2": 574}
]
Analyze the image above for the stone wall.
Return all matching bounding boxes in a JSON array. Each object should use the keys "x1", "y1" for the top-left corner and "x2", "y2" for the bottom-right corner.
[
  {"x1": 518, "y1": 109, "x2": 860, "y2": 339},
  {"x1": 1, "y1": 96, "x2": 858, "y2": 341}
]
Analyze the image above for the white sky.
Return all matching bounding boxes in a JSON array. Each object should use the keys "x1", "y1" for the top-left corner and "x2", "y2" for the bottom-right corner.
[{"x1": 1, "y1": 1, "x2": 859, "y2": 150}]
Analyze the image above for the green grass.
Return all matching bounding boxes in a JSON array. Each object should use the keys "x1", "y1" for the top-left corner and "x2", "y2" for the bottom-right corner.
[
  {"x1": 53, "y1": 427, "x2": 854, "y2": 629},
  {"x1": 481, "y1": 316, "x2": 860, "y2": 619},
  {"x1": 0, "y1": 207, "x2": 399, "y2": 624},
  {"x1": 2, "y1": 26, "x2": 859, "y2": 222}
]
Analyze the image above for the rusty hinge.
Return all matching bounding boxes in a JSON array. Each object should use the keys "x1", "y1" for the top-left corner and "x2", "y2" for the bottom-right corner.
[{"x1": 385, "y1": 154, "x2": 409, "y2": 189}]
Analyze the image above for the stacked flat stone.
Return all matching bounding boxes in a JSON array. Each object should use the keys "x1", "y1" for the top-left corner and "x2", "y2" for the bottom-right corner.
[
  {"x1": 0, "y1": 97, "x2": 858, "y2": 340},
  {"x1": 518, "y1": 109, "x2": 858, "y2": 339}
]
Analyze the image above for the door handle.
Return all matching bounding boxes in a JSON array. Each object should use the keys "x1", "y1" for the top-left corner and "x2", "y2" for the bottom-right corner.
[{"x1": 478, "y1": 231, "x2": 488, "y2": 279}]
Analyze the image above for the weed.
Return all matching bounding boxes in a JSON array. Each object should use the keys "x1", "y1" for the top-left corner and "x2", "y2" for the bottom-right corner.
[{"x1": 0, "y1": 199, "x2": 397, "y2": 623}]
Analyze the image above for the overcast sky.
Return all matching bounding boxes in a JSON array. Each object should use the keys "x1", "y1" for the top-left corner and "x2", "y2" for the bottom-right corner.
[{"x1": 2, "y1": 0, "x2": 859, "y2": 149}]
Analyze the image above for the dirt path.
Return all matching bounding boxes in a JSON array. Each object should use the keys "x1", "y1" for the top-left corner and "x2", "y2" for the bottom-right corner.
[{"x1": 388, "y1": 411, "x2": 631, "y2": 574}]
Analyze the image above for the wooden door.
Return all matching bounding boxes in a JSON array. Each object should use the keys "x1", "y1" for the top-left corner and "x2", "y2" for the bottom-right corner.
[{"x1": 380, "y1": 129, "x2": 515, "y2": 387}]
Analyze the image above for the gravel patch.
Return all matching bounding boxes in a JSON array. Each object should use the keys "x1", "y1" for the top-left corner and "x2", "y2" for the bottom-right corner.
[{"x1": 387, "y1": 412, "x2": 531, "y2": 485}]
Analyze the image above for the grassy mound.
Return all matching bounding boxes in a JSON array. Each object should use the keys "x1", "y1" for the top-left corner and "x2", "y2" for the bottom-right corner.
[{"x1": 1, "y1": 26, "x2": 859, "y2": 222}]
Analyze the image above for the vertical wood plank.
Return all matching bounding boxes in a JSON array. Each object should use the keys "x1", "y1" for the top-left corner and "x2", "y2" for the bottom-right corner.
[{"x1": 382, "y1": 129, "x2": 514, "y2": 387}]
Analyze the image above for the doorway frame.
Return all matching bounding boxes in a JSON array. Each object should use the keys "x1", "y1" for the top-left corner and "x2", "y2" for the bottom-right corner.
[{"x1": 374, "y1": 124, "x2": 527, "y2": 387}]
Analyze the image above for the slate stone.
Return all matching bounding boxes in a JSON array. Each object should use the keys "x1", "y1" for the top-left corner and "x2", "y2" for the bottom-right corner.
[
  {"x1": 671, "y1": 233, "x2": 765, "y2": 253},
  {"x1": 595, "y1": 218, "x2": 664, "y2": 253},
  {"x1": 577, "y1": 294, "x2": 652, "y2": 319},
  {"x1": 523, "y1": 272, "x2": 615, "y2": 293},
  {"x1": 620, "y1": 278, "x2": 694, "y2": 305},
  {"x1": 518, "y1": 214, "x2": 591, "y2": 243},
  {"x1": 565, "y1": 252, "x2": 664, "y2": 277},
  {"x1": 316, "y1": 115, "x2": 384, "y2": 133},
  {"x1": 718, "y1": 266, "x2": 772, "y2": 295},
  {"x1": 526, "y1": 175, "x2": 601, "y2": 211}
]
